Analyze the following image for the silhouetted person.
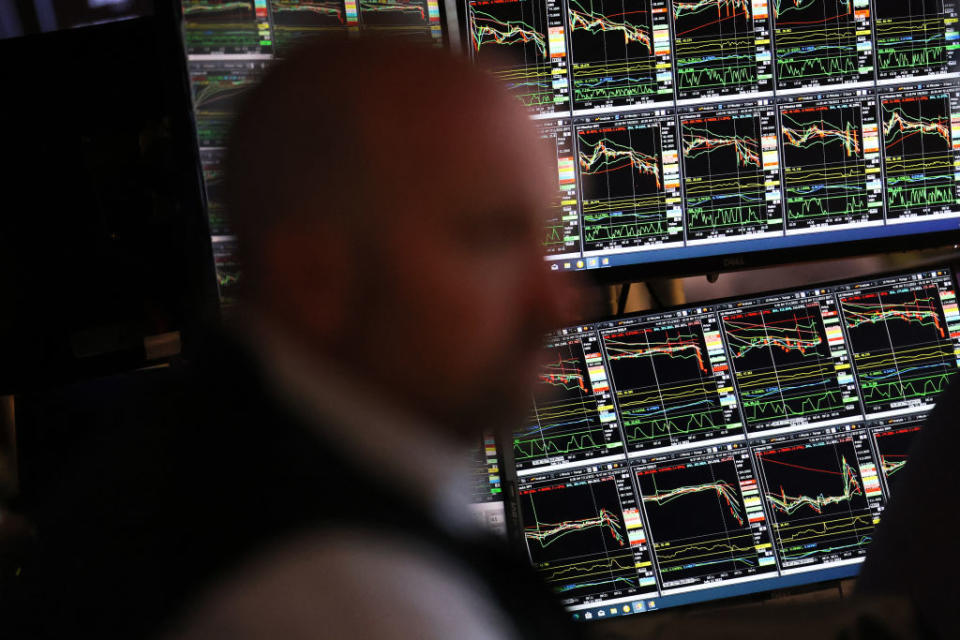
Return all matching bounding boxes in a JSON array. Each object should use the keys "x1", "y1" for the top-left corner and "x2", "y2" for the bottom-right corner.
[{"x1": 7, "y1": 38, "x2": 582, "y2": 639}]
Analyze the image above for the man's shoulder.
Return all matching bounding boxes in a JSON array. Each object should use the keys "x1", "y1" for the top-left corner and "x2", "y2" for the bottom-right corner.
[{"x1": 170, "y1": 529, "x2": 521, "y2": 640}]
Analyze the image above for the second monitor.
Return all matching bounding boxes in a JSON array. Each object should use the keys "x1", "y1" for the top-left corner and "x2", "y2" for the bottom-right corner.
[{"x1": 459, "y1": 0, "x2": 960, "y2": 277}]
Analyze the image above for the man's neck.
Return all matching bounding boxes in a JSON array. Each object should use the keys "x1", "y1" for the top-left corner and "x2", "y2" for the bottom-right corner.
[{"x1": 233, "y1": 312, "x2": 481, "y2": 537}]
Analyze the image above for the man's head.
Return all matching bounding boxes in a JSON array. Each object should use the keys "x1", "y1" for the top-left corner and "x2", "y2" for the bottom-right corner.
[{"x1": 226, "y1": 37, "x2": 575, "y2": 439}]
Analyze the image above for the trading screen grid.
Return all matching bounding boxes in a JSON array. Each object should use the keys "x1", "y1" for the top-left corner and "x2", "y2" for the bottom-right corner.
[
  {"x1": 462, "y1": 0, "x2": 960, "y2": 272},
  {"x1": 179, "y1": 0, "x2": 444, "y2": 304},
  {"x1": 511, "y1": 267, "x2": 958, "y2": 620}
]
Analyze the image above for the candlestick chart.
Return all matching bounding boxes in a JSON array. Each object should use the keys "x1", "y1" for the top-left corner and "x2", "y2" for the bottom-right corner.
[
  {"x1": 680, "y1": 112, "x2": 780, "y2": 241},
  {"x1": 468, "y1": 0, "x2": 559, "y2": 112},
  {"x1": 602, "y1": 319, "x2": 740, "y2": 451},
  {"x1": 771, "y1": 0, "x2": 871, "y2": 90},
  {"x1": 754, "y1": 435, "x2": 877, "y2": 567},
  {"x1": 722, "y1": 304, "x2": 857, "y2": 431},
  {"x1": 183, "y1": 0, "x2": 265, "y2": 54},
  {"x1": 874, "y1": 0, "x2": 952, "y2": 79},
  {"x1": 268, "y1": 0, "x2": 352, "y2": 50},
  {"x1": 671, "y1": 0, "x2": 765, "y2": 99},
  {"x1": 780, "y1": 103, "x2": 873, "y2": 230},
  {"x1": 636, "y1": 454, "x2": 777, "y2": 587},
  {"x1": 517, "y1": 338, "x2": 622, "y2": 469},
  {"x1": 566, "y1": 0, "x2": 667, "y2": 110},
  {"x1": 870, "y1": 423, "x2": 922, "y2": 495},
  {"x1": 880, "y1": 92, "x2": 958, "y2": 218},
  {"x1": 576, "y1": 120, "x2": 681, "y2": 251},
  {"x1": 839, "y1": 285, "x2": 958, "y2": 415},
  {"x1": 520, "y1": 475, "x2": 642, "y2": 598}
]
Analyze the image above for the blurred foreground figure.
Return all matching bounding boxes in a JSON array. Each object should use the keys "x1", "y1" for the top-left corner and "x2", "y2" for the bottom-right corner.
[
  {"x1": 7, "y1": 35, "x2": 948, "y2": 640},
  {"x1": 8, "y1": 38, "x2": 579, "y2": 639}
]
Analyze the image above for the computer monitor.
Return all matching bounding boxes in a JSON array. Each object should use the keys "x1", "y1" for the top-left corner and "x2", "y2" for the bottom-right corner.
[
  {"x1": 456, "y1": 0, "x2": 960, "y2": 279},
  {"x1": 508, "y1": 266, "x2": 958, "y2": 619},
  {"x1": 178, "y1": 0, "x2": 447, "y2": 303}
]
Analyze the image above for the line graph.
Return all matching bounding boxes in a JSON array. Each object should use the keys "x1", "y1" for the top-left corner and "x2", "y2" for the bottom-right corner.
[
  {"x1": 268, "y1": 0, "x2": 355, "y2": 50},
  {"x1": 670, "y1": 0, "x2": 772, "y2": 100},
  {"x1": 780, "y1": 100, "x2": 881, "y2": 231},
  {"x1": 880, "y1": 91, "x2": 959, "y2": 219},
  {"x1": 190, "y1": 61, "x2": 266, "y2": 147},
  {"x1": 525, "y1": 508, "x2": 625, "y2": 547},
  {"x1": 519, "y1": 471, "x2": 654, "y2": 602},
  {"x1": 635, "y1": 452, "x2": 777, "y2": 588},
  {"x1": 753, "y1": 431, "x2": 881, "y2": 568},
  {"x1": 517, "y1": 336, "x2": 623, "y2": 470},
  {"x1": 566, "y1": 0, "x2": 673, "y2": 110},
  {"x1": 721, "y1": 300, "x2": 860, "y2": 432},
  {"x1": 763, "y1": 454, "x2": 863, "y2": 515},
  {"x1": 839, "y1": 283, "x2": 958, "y2": 415},
  {"x1": 468, "y1": 0, "x2": 568, "y2": 113},
  {"x1": 213, "y1": 239, "x2": 242, "y2": 306},
  {"x1": 183, "y1": 0, "x2": 270, "y2": 54},
  {"x1": 359, "y1": 0, "x2": 428, "y2": 24},
  {"x1": 601, "y1": 315, "x2": 742, "y2": 452},
  {"x1": 680, "y1": 109, "x2": 783, "y2": 242},
  {"x1": 874, "y1": 0, "x2": 955, "y2": 80},
  {"x1": 576, "y1": 117, "x2": 683, "y2": 252},
  {"x1": 870, "y1": 422, "x2": 922, "y2": 496},
  {"x1": 771, "y1": 0, "x2": 873, "y2": 90}
]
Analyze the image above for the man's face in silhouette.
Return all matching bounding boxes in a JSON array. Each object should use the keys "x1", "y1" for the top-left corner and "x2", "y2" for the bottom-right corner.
[
  {"x1": 241, "y1": 42, "x2": 575, "y2": 438},
  {"x1": 346, "y1": 103, "x2": 570, "y2": 437}
]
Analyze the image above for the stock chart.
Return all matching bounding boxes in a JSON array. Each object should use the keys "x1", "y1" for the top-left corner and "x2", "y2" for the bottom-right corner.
[
  {"x1": 358, "y1": 0, "x2": 442, "y2": 41},
  {"x1": 566, "y1": 0, "x2": 673, "y2": 111},
  {"x1": 468, "y1": 0, "x2": 570, "y2": 113},
  {"x1": 670, "y1": 0, "x2": 773, "y2": 101},
  {"x1": 190, "y1": 61, "x2": 268, "y2": 147},
  {"x1": 600, "y1": 314, "x2": 742, "y2": 452},
  {"x1": 516, "y1": 334, "x2": 625, "y2": 470},
  {"x1": 869, "y1": 417, "x2": 923, "y2": 495},
  {"x1": 183, "y1": 0, "x2": 273, "y2": 54},
  {"x1": 575, "y1": 115, "x2": 683, "y2": 252},
  {"x1": 880, "y1": 86, "x2": 960, "y2": 220},
  {"x1": 679, "y1": 104, "x2": 783, "y2": 243},
  {"x1": 779, "y1": 95, "x2": 883, "y2": 232},
  {"x1": 634, "y1": 448, "x2": 777, "y2": 589},
  {"x1": 721, "y1": 298, "x2": 861, "y2": 432},
  {"x1": 874, "y1": 0, "x2": 959, "y2": 80},
  {"x1": 267, "y1": 0, "x2": 355, "y2": 50},
  {"x1": 771, "y1": 0, "x2": 874, "y2": 90},
  {"x1": 753, "y1": 426, "x2": 883, "y2": 570},
  {"x1": 838, "y1": 276, "x2": 960, "y2": 416},
  {"x1": 518, "y1": 467, "x2": 657, "y2": 605}
]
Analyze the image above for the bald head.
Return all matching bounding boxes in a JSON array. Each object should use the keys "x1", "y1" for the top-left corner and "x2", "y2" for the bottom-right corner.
[
  {"x1": 226, "y1": 37, "x2": 554, "y2": 289},
  {"x1": 226, "y1": 36, "x2": 570, "y2": 437}
]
